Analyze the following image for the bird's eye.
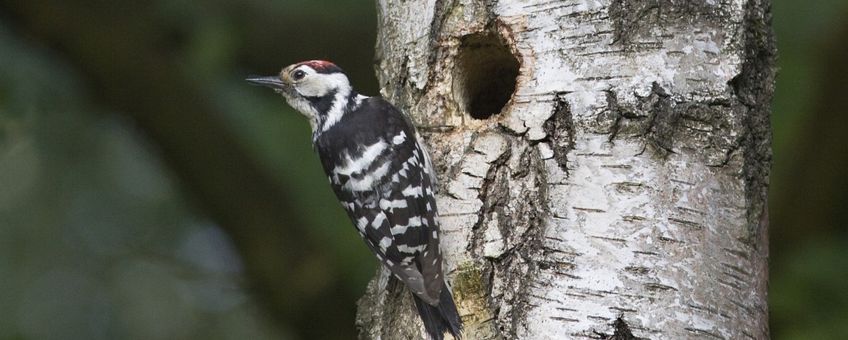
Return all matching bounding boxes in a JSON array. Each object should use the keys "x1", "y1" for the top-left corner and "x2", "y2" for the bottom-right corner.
[{"x1": 292, "y1": 70, "x2": 306, "y2": 81}]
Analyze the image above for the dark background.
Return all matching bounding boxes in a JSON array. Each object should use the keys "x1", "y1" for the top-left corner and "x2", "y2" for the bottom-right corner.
[{"x1": 0, "y1": 1, "x2": 843, "y2": 339}]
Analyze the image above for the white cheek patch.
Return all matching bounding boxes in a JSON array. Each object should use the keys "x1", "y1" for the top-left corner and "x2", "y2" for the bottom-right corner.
[
  {"x1": 282, "y1": 65, "x2": 366, "y2": 135},
  {"x1": 296, "y1": 72, "x2": 350, "y2": 98},
  {"x1": 296, "y1": 80, "x2": 327, "y2": 97},
  {"x1": 291, "y1": 71, "x2": 354, "y2": 132},
  {"x1": 284, "y1": 95, "x2": 319, "y2": 129}
]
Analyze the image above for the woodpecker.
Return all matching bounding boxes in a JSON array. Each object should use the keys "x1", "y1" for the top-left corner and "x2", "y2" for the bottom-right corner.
[{"x1": 247, "y1": 61, "x2": 462, "y2": 340}]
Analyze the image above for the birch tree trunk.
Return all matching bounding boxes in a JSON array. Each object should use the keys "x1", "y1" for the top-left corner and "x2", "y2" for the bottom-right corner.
[{"x1": 357, "y1": 0, "x2": 774, "y2": 339}]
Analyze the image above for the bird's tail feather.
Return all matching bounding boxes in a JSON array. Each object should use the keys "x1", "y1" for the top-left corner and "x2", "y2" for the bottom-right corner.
[{"x1": 413, "y1": 281, "x2": 463, "y2": 340}]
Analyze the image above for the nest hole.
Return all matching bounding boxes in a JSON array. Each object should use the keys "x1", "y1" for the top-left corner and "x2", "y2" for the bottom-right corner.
[{"x1": 453, "y1": 33, "x2": 520, "y2": 120}]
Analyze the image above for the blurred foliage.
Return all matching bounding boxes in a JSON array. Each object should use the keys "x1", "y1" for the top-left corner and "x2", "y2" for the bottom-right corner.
[
  {"x1": 0, "y1": 21, "x2": 282, "y2": 339},
  {"x1": 0, "y1": 0, "x2": 844, "y2": 339},
  {"x1": 0, "y1": 0, "x2": 377, "y2": 339}
]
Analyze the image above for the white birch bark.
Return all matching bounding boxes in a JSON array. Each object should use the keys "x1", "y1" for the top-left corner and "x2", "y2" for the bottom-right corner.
[{"x1": 357, "y1": 0, "x2": 774, "y2": 339}]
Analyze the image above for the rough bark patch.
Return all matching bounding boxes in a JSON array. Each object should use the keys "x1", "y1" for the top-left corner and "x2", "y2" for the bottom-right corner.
[
  {"x1": 453, "y1": 33, "x2": 519, "y2": 119},
  {"x1": 604, "y1": 83, "x2": 746, "y2": 165},
  {"x1": 729, "y1": 0, "x2": 775, "y2": 244},
  {"x1": 542, "y1": 94, "x2": 575, "y2": 173},
  {"x1": 609, "y1": 0, "x2": 725, "y2": 46},
  {"x1": 453, "y1": 263, "x2": 501, "y2": 338}
]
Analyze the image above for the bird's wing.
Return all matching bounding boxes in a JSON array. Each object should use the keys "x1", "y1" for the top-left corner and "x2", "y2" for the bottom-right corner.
[{"x1": 327, "y1": 99, "x2": 443, "y2": 304}]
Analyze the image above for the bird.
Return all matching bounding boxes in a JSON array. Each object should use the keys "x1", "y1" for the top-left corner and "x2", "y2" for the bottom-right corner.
[{"x1": 247, "y1": 60, "x2": 462, "y2": 340}]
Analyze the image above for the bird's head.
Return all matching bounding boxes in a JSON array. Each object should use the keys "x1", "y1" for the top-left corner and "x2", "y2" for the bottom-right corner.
[{"x1": 247, "y1": 60, "x2": 355, "y2": 131}]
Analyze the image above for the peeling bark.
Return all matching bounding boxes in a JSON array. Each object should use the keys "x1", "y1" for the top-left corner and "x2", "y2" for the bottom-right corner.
[{"x1": 360, "y1": 0, "x2": 774, "y2": 339}]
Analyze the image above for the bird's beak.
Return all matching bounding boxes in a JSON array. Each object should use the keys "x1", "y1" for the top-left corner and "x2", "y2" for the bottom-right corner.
[{"x1": 246, "y1": 75, "x2": 286, "y2": 91}]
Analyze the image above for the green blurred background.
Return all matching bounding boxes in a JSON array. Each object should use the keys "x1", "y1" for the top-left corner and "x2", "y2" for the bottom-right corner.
[{"x1": 0, "y1": 1, "x2": 844, "y2": 339}]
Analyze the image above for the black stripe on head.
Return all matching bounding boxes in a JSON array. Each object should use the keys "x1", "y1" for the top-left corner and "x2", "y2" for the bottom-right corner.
[
  {"x1": 299, "y1": 60, "x2": 344, "y2": 74},
  {"x1": 305, "y1": 88, "x2": 338, "y2": 116}
]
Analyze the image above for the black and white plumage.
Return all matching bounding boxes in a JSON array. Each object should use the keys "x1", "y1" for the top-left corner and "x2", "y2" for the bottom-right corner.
[{"x1": 247, "y1": 60, "x2": 462, "y2": 340}]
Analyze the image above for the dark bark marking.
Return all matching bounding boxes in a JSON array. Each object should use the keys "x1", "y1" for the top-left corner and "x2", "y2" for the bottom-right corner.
[
  {"x1": 684, "y1": 327, "x2": 727, "y2": 340},
  {"x1": 428, "y1": 0, "x2": 457, "y2": 49},
  {"x1": 609, "y1": 0, "x2": 726, "y2": 46},
  {"x1": 728, "y1": 0, "x2": 776, "y2": 245},
  {"x1": 470, "y1": 135, "x2": 512, "y2": 234},
  {"x1": 644, "y1": 282, "x2": 678, "y2": 292},
  {"x1": 623, "y1": 266, "x2": 650, "y2": 275},
  {"x1": 603, "y1": 89, "x2": 647, "y2": 143},
  {"x1": 667, "y1": 217, "x2": 704, "y2": 230},
  {"x1": 594, "y1": 317, "x2": 642, "y2": 340},
  {"x1": 542, "y1": 93, "x2": 575, "y2": 174},
  {"x1": 605, "y1": 82, "x2": 748, "y2": 163},
  {"x1": 423, "y1": 0, "x2": 459, "y2": 94},
  {"x1": 487, "y1": 145, "x2": 552, "y2": 339}
]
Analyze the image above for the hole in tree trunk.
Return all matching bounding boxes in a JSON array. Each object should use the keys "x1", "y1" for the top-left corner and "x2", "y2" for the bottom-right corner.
[{"x1": 453, "y1": 33, "x2": 520, "y2": 120}]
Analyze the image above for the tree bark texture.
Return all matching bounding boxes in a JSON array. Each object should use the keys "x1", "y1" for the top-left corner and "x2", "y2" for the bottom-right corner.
[{"x1": 357, "y1": 0, "x2": 774, "y2": 339}]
